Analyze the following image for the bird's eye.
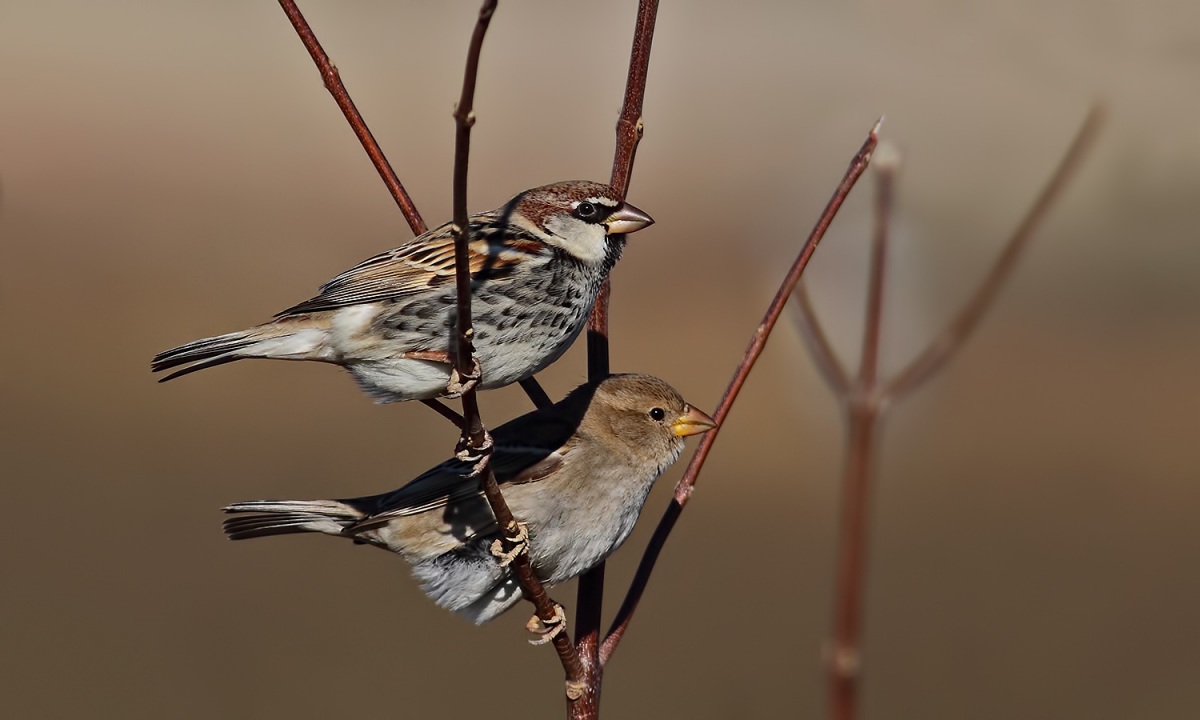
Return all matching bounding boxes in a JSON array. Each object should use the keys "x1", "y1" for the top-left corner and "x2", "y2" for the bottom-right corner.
[
  {"x1": 649, "y1": 407, "x2": 666, "y2": 421},
  {"x1": 576, "y1": 201, "x2": 598, "y2": 219}
]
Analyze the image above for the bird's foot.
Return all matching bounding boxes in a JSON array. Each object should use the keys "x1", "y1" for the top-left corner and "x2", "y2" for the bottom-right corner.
[
  {"x1": 526, "y1": 602, "x2": 568, "y2": 646},
  {"x1": 397, "y1": 350, "x2": 479, "y2": 398},
  {"x1": 445, "y1": 358, "x2": 482, "y2": 398},
  {"x1": 489, "y1": 520, "x2": 529, "y2": 568},
  {"x1": 455, "y1": 427, "x2": 494, "y2": 463}
]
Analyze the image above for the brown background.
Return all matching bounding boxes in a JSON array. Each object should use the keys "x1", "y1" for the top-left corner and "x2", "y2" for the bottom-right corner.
[{"x1": 3, "y1": 1, "x2": 1199, "y2": 718}]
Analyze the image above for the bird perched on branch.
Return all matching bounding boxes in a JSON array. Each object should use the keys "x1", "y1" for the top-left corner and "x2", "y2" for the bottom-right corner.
[
  {"x1": 151, "y1": 181, "x2": 653, "y2": 402},
  {"x1": 222, "y1": 374, "x2": 715, "y2": 631}
]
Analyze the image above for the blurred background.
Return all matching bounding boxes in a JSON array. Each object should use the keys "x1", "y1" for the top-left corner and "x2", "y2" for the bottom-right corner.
[{"x1": 3, "y1": 1, "x2": 1198, "y2": 718}]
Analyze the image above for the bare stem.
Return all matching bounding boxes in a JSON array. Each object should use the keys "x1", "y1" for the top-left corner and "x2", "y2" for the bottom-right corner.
[
  {"x1": 858, "y1": 151, "x2": 894, "y2": 390},
  {"x1": 827, "y1": 407, "x2": 877, "y2": 720},
  {"x1": 420, "y1": 398, "x2": 465, "y2": 429},
  {"x1": 822, "y1": 107, "x2": 1101, "y2": 720},
  {"x1": 583, "y1": 0, "x2": 658, "y2": 377},
  {"x1": 571, "y1": 2, "x2": 660, "y2": 718},
  {"x1": 607, "y1": 0, "x2": 658, "y2": 200},
  {"x1": 600, "y1": 121, "x2": 883, "y2": 665},
  {"x1": 276, "y1": 0, "x2": 427, "y2": 235},
  {"x1": 446, "y1": 0, "x2": 585, "y2": 688},
  {"x1": 827, "y1": 156, "x2": 896, "y2": 720}
]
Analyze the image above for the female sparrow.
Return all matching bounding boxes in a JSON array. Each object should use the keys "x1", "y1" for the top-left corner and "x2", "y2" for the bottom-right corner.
[
  {"x1": 151, "y1": 181, "x2": 653, "y2": 402},
  {"x1": 222, "y1": 374, "x2": 715, "y2": 625}
]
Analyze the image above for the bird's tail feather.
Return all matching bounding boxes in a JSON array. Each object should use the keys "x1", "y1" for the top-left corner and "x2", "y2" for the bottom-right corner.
[
  {"x1": 152, "y1": 320, "x2": 328, "y2": 382},
  {"x1": 222, "y1": 499, "x2": 367, "y2": 541}
]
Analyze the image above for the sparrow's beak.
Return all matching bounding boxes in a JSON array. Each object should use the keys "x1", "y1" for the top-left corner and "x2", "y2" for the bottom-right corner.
[
  {"x1": 671, "y1": 405, "x2": 718, "y2": 437},
  {"x1": 604, "y1": 202, "x2": 654, "y2": 235}
]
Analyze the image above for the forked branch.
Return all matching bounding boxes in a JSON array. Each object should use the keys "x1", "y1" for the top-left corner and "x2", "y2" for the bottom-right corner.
[{"x1": 789, "y1": 107, "x2": 1103, "y2": 720}]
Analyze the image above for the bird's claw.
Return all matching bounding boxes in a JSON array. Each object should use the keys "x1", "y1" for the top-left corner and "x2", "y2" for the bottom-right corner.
[
  {"x1": 445, "y1": 358, "x2": 482, "y2": 398},
  {"x1": 399, "y1": 349, "x2": 477, "y2": 398},
  {"x1": 526, "y1": 602, "x2": 567, "y2": 646},
  {"x1": 489, "y1": 521, "x2": 529, "y2": 567},
  {"x1": 455, "y1": 431, "x2": 494, "y2": 463}
]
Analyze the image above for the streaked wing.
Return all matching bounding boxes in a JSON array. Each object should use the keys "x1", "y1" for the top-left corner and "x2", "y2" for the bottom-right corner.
[
  {"x1": 347, "y1": 411, "x2": 579, "y2": 530},
  {"x1": 276, "y1": 218, "x2": 549, "y2": 316}
]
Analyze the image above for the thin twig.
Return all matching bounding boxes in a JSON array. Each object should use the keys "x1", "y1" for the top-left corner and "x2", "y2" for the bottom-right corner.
[
  {"x1": 519, "y1": 377, "x2": 554, "y2": 410},
  {"x1": 607, "y1": 0, "x2": 658, "y2": 200},
  {"x1": 858, "y1": 148, "x2": 893, "y2": 391},
  {"x1": 886, "y1": 106, "x2": 1104, "y2": 399},
  {"x1": 421, "y1": 398, "x2": 465, "y2": 429},
  {"x1": 583, "y1": 0, "x2": 658, "y2": 377},
  {"x1": 446, "y1": 0, "x2": 585, "y2": 690},
  {"x1": 791, "y1": 284, "x2": 852, "y2": 395},
  {"x1": 572, "y1": 2, "x2": 660, "y2": 717},
  {"x1": 599, "y1": 120, "x2": 883, "y2": 665},
  {"x1": 276, "y1": 0, "x2": 426, "y2": 235}
]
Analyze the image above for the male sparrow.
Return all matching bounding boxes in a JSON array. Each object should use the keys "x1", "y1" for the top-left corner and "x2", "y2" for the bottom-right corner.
[
  {"x1": 223, "y1": 374, "x2": 715, "y2": 624},
  {"x1": 151, "y1": 181, "x2": 653, "y2": 402}
]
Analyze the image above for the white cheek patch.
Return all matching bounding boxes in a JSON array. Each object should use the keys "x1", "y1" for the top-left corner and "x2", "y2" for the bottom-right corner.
[{"x1": 543, "y1": 215, "x2": 608, "y2": 265}]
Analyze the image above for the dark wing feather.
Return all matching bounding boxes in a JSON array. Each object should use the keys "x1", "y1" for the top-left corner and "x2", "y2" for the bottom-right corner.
[
  {"x1": 346, "y1": 410, "x2": 579, "y2": 531},
  {"x1": 276, "y1": 218, "x2": 549, "y2": 316}
]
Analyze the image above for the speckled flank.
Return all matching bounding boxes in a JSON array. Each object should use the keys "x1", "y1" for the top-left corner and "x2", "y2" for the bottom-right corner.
[{"x1": 350, "y1": 224, "x2": 622, "y2": 401}]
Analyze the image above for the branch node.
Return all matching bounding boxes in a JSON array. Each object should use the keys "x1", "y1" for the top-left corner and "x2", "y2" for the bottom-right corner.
[{"x1": 827, "y1": 643, "x2": 862, "y2": 678}]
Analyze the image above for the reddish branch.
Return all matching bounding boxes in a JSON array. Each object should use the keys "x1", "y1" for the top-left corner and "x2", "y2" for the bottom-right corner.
[
  {"x1": 274, "y1": 3, "x2": 885, "y2": 717},
  {"x1": 791, "y1": 107, "x2": 1103, "y2": 720},
  {"x1": 600, "y1": 120, "x2": 883, "y2": 665},
  {"x1": 607, "y1": 0, "x2": 658, "y2": 200},
  {"x1": 444, "y1": 0, "x2": 587, "y2": 690},
  {"x1": 584, "y1": 0, "x2": 658, "y2": 376},
  {"x1": 276, "y1": 0, "x2": 426, "y2": 235},
  {"x1": 824, "y1": 151, "x2": 897, "y2": 720},
  {"x1": 262, "y1": 6, "x2": 1104, "y2": 717},
  {"x1": 571, "y1": 2, "x2": 660, "y2": 717}
]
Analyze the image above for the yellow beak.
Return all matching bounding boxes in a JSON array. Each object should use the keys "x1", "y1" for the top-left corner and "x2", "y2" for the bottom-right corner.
[
  {"x1": 604, "y1": 202, "x2": 655, "y2": 235},
  {"x1": 671, "y1": 405, "x2": 718, "y2": 437}
]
